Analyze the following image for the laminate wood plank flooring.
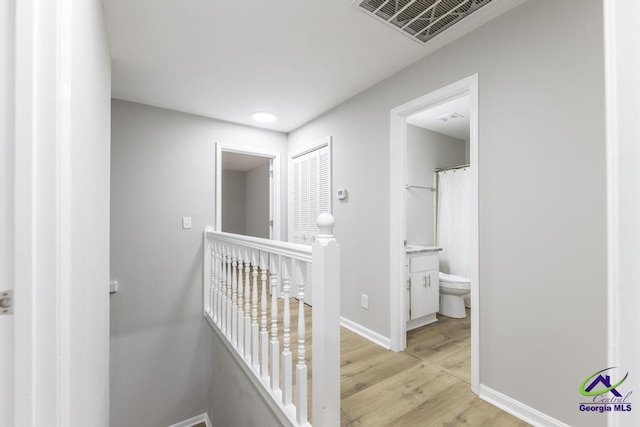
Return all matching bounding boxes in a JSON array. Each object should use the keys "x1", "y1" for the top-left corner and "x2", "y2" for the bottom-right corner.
[
  {"x1": 227, "y1": 285, "x2": 528, "y2": 426},
  {"x1": 340, "y1": 310, "x2": 531, "y2": 426}
]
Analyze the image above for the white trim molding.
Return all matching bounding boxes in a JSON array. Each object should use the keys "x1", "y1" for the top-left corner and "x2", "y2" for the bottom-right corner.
[
  {"x1": 340, "y1": 317, "x2": 391, "y2": 350},
  {"x1": 604, "y1": 1, "x2": 640, "y2": 426},
  {"x1": 479, "y1": 385, "x2": 571, "y2": 427},
  {"x1": 215, "y1": 142, "x2": 281, "y2": 240},
  {"x1": 167, "y1": 412, "x2": 213, "y2": 427},
  {"x1": 389, "y1": 75, "x2": 479, "y2": 395}
]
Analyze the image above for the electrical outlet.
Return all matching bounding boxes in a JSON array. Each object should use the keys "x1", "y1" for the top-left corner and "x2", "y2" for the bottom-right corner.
[
  {"x1": 361, "y1": 293, "x2": 369, "y2": 310},
  {"x1": 182, "y1": 217, "x2": 192, "y2": 229}
]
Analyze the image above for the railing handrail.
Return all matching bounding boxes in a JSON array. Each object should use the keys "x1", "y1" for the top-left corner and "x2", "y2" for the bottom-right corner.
[
  {"x1": 205, "y1": 227, "x2": 312, "y2": 263},
  {"x1": 203, "y1": 213, "x2": 339, "y2": 427}
]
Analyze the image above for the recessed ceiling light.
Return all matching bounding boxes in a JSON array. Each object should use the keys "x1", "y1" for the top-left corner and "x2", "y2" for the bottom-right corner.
[{"x1": 252, "y1": 112, "x2": 277, "y2": 123}]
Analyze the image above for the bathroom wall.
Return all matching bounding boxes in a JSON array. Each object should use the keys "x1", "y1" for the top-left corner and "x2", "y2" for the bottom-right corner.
[
  {"x1": 406, "y1": 125, "x2": 465, "y2": 246},
  {"x1": 288, "y1": 0, "x2": 606, "y2": 425}
]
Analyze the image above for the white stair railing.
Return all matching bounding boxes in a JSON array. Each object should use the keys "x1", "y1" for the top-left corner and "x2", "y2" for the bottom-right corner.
[{"x1": 203, "y1": 214, "x2": 340, "y2": 427}]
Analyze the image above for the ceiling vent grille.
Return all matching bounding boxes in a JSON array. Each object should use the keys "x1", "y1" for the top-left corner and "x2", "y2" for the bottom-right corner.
[{"x1": 354, "y1": 0, "x2": 494, "y2": 44}]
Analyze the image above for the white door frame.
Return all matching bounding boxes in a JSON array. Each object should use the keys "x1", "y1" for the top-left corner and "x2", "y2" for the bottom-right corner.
[
  {"x1": 389, "y1": 74, "x2": 480, "y2": 394},
  {"x1": 215, "y1": 142, "x2": 281, "y2": 240},
  {"x1": 604, "y1": 0, "x2": 640, "y2": 426}
]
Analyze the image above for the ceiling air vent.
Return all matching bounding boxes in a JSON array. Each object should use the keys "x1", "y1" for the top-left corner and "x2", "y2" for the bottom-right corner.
[{"x1": 354, "y1": 0, "x2": 494, "y2": 44}]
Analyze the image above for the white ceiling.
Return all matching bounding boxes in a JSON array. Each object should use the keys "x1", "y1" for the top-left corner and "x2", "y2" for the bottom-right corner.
[
  {"x1": 103, "y1": 0, "x2": 522, "y2": 133},
  {"x1": 407, "y1": 95, "x2": 470, "y2": 140}
]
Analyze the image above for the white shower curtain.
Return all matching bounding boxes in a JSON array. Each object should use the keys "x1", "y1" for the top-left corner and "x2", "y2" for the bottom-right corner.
[{"x1": 436, "y1": 167, "x2": 471, "y2": 277}]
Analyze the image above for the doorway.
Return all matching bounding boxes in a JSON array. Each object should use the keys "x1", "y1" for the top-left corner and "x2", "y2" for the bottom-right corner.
[
  {"x1": 215, "y1": 143, "x2": 281, "y2": 240},
  {"x1": 389, "y1": 75, "x2": 479, "y2": 394}
]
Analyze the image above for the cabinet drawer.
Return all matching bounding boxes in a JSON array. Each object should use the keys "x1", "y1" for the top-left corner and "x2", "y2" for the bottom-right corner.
[{"x1": 410, "y1": 254, "x2": 438, "y2": 272}]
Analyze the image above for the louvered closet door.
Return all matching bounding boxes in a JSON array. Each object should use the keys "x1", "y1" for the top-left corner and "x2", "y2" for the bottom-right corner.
[{"x1": 291, "y1": 145, "x2": 331, "y2": 306}]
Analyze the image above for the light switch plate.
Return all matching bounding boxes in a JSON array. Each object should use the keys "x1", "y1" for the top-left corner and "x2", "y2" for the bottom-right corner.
[
  {"x1": 337, "y1": 188, "x2": 348, "y2": 201},
  {"x1": 182, "y1": 217, "x2": 192, "y2": 229}
]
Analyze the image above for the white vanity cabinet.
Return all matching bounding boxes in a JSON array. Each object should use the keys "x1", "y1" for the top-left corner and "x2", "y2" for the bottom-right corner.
[{"x1": 405, "y1": 247, "x2": 441, "y2": 330}]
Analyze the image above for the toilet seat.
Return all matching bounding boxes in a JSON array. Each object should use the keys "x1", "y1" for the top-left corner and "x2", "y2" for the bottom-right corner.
[{"x1": 439, "y1": 272, "x2": 471, "y2": 289}]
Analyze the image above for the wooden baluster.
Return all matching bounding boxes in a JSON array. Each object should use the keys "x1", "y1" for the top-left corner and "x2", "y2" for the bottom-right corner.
[
  {"x1": 296, "y1": 261, "x2": 308, "y2": 424},
  {"x1": 231, "y1": 250, "x2": 238, "y2": 346},
  {"x1": 221, "y1": 249, "x2": 227, "y2": 332},
  {"x1": 212, "y1": 241, "x2": 217, "y2": 323},
  {"x1": 281, "y1": 259, "x2": 292, "y2": 406},
  {"x1": 244, "y1": 255, "x2": 252, "y2": 360},
  {"x1": 269, "y1": 255, "x2": 280, "y2": 392},
  {"x1": 260, "y1": 252, "x2": 269, "y2": 379},
  {"x1": 217, "y1": 243, "x2": 223, "y2": 327},
  {"x1": 226, "y1": 251, "x2": 232, "y2": 337},
  {"x1": 209, "y1": 243, "x2": 215, "y2": 318},
  {"x1": 251, "y1": 251, "x2": 260, "y2": 371},
  {"x1": 237, "y1": 253, "x2": 244, "y2": 354}
]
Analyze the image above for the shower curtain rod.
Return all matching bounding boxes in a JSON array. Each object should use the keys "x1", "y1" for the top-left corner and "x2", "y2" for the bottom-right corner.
[
  {"x1": 405, "y1": 184, "x2": 436, "y2": 191},
  {"x1": 435, "y1": 164, "x2": 470, "y2": 173}
]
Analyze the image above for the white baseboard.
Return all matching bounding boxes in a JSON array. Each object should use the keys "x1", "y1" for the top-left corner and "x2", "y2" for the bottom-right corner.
[
  {"x1": 479, "y1": 384, "x2": 570, "y2": 427},
  {"x1": 167, "y1": 412, "x2": 213, "y2": 427},
  {"x1": 340, "y1": 317, "x2": 391, "y2": 350}
]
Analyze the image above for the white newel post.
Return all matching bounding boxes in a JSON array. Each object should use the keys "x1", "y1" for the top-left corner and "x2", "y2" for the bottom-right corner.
[{"x1": 312, "y1": 213, "x2": 340, "y2": 427}]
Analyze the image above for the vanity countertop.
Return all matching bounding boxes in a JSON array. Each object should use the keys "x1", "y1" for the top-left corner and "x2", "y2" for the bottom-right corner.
[{"x1": 405, "y1": 245, "x2": 442, "y2": 254}]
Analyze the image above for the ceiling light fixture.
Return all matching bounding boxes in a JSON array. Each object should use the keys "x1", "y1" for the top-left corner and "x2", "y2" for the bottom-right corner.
[{"x1": 252, "y1": 112, "x2": 277, "y2": 123}]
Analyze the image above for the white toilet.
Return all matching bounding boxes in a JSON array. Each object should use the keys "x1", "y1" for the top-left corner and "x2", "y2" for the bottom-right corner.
[{"x1": 438, "y1": 272, "x2": 471, "y2": 318}]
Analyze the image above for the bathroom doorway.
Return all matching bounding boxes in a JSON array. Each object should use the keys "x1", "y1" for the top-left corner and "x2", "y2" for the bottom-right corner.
[{"x1": 389, "y1": 75, "x2": 480, "y2": 394}]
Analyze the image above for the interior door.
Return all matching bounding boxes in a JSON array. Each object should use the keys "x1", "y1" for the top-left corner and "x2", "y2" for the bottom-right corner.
[{"x1": 291, "y1": 144, "x2": 331, "y2": 306}]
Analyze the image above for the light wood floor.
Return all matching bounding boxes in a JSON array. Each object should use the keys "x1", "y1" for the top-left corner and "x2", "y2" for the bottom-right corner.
[
  {"x1": 211, "y1": 287, "x2": 529, "y2": 427},
  {"x1": 340, "y1": 310, "x2": 530, "y2": 427}
]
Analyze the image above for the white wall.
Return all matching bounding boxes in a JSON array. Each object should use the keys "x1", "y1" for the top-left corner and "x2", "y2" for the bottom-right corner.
[
  {"x1": 110, "y1": 100, "x2": 288, "y2": 426},
  {"x1": 222, "y1": 170, "x2": 247, "y2": 234},
  {"x1": 406, "y1": 125, "x2": 465, "y2": 246},
  {"x1": 288, "y1": 0, "x2": 606, "y2": 425},
  {"x1": 245, "y1": 163, "x2": 270, "y2": 238},
  {"x1": 0, "y1": 0, "x2": 15, "y2": 424}
]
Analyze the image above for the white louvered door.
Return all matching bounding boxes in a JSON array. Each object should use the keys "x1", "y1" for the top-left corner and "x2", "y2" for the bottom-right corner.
[{"x1": 291, "y1": 145, "x2": 331, "y2": 306}]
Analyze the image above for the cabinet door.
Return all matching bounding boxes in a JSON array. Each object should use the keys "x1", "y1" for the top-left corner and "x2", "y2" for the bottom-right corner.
[{"x1": 410, "y1": 269, "x2": 439, "y2": 319}]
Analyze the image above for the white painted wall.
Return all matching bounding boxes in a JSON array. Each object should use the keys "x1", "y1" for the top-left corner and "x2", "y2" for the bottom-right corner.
[
  {"x1": 222, "y1": 170, "x2": 247, "y2": 235},
  {"x1": 406, "y1": 125, "x2": 465, "y2": 246},
  {"x1": 245, "y1": 163, "x2": 270, "y2": 238},
  {"x1": 288, "y1": 0, "x2": 606, "y2": 425},
  {"x1": 0, "y1": 0, "x2": 15, "y2": 425},
  {"x1": 110, "y1": 100, "x2": 288, "y2": 426}
]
